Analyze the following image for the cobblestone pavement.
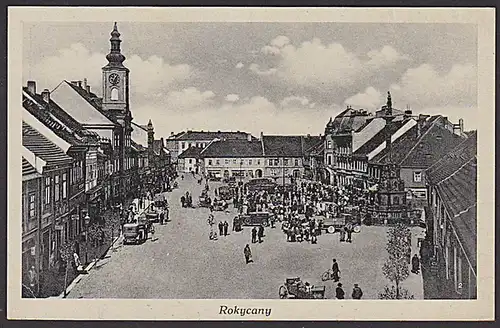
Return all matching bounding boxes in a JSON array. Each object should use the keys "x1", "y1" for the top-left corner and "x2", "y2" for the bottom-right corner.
[{"x1": 67, "y1": 175, "x2": 423, "y2": 299}]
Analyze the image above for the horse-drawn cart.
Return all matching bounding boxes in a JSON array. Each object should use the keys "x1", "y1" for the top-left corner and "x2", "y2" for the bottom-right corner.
[{"x1": 278, "y1": 277, "x2": 326, "y2": 299}]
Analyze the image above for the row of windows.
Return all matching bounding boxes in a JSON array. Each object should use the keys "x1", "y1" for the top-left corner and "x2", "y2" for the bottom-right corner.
[
  {"x1": 268, "y1": 158, "x2": 300, "y2": 166},
  {"x1": 181, "y1": 141, "x2": 207, "y2": 150},
  {"x1": 42, "y1": 173, "x2": 68, "y2": 208},
  {"x1": 205, "y1": 158, "x2": 300, "y2": 167}
]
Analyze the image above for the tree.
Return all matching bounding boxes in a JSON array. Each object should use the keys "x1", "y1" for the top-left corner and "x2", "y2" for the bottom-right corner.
[
  {"x1": 59, "y1": 241, "x2": 74, "y2": 298},
  {"x1": 87, "y1": 223, "x2": 104, "y2": 263},
  {"x1": 380, "y1": 223, "x2": 414, "y2": 299}
]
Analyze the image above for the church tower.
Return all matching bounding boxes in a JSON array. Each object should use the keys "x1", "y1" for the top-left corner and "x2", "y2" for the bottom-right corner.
[{"x1": 102, "y1": 22, "x2": 130, "y2": 115}]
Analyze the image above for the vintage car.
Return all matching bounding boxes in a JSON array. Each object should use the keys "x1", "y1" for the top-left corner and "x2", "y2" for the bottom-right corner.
[
  {"x1": 238, "y1": 211, "x2": 273, "y2": 227},
  {"x1": 320, "y1": 215, "x2": 346, "y2": 233},
  {"x1": 245, "y1": 178, "x2": 277, "y2": 193},
  {"x1": 123, "y1": 221, "x2": 148, "y2": 245},
  {"x1": 144, "y1": 205, "x2": 160, "y2": 223},
  {"x1": 279, "y1": 277, "x2": 326, "y2": 299}
]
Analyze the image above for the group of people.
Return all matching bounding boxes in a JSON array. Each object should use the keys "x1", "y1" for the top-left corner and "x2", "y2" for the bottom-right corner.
[
  {"x1": 218, "y1": 220, "x2": 230, "y2": 237},
  {"x1": 180, "y1": 191, "x2": 193, "y2": 208},
  {"x1": 251, "y1": 225, "x2": 265, "y2": 243},
  {"x1": 335, "y1": 283, "x2": 364, "y2": 299}
]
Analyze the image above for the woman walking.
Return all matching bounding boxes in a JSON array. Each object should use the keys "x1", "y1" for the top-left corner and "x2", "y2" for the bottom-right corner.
[{"x1": 244, "y1": 244, "x2": 253, "y2": 264}]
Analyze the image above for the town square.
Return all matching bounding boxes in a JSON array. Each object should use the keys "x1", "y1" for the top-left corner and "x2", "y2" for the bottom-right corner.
[{"x1": 19, "y1": 19, "x2": 477, "y2": 301}]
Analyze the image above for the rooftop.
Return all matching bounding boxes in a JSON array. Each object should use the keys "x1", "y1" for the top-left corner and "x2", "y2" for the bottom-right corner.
[
  {"x1": 353, "y1": 118, "x2": 410, "y2": 156},
  {"x1": 201, "y1": 139, "x2": 263, "y2": 158},
  {"x1": 22, "y1": 121, "x2": 73, "y2": 168},
  {"x1": 173, "y1": 130, "x2": 253, "y2": 141},
  {"x1": 371, "y1": 116, "x2": 465, "y2": 167},
  {"x1": 178, "y1": 146, "x2": 204, "y2": 159}
]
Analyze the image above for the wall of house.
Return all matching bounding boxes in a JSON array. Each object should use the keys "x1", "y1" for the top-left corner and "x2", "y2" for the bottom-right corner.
[
  {"x1": 400, "y1": 167, "x2": 427, "y2": 199},
  {"x1": 203, "y1": 157, "x2": 265, "y2": 179},
  {"x1": 263, "y1": 157, "x2": 303, "y2": 181}
]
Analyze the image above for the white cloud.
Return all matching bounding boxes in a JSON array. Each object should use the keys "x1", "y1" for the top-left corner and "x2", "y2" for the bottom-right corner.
[
  {"x1": 389, "y1": 63, "x2": 477, "y2": 109},
  {"x1": 132, "y1": 91, "x2": 341, "y2": 137},
  {"x1": 225, "y1": 94, "x2": 240, "y2": 102},
  {"x1": 344, "y1": 87, "x2": 383, "y2": 109},
  {"x1": 280, "y1": 96, "x2": 310, "y2": 108},
  {"x1": 27, "y1": 43, "x2": 193, "y2": 96},
  {"x1": 249, "y1": 63, "x2": 277, "y2": 76},
  {"x1": 235, "y1": 62, "x2": 244, "y2": 69},
  {"x1": 253, "y1": 37, "x2": 409, "y2": 91}
]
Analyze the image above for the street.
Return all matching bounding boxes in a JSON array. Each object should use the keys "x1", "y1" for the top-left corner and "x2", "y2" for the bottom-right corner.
[{"x1": 68, "y1": 174, "x2": 423, "y2": 299}]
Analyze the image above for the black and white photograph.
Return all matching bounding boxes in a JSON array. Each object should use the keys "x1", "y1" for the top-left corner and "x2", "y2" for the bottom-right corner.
[{"x1": 7, "y1": 7, "x2": 495, "y2": 321}]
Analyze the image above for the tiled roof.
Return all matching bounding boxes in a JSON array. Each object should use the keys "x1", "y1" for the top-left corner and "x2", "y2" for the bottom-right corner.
[
  {"x1": 22, "y1": 157, "x2": 38, "y2": 176},
  {"x1": 426, "y1": 131, "x2": 477, "y2": 269},
  {"x1": 174, "y1": 130, "x2": 253, "y2": 141},
  {"x1": 330, "y1": 108, "x2": 371, "y2": 135},
  {"x1": 201, "y1": 139, "x2": 263, "y2": 158},
  {"x1": 302, "y1": 136, "x2": 323, "y2": 155},
  {"x1": 22, "y1": 121, "x2": 73, "y2": 167},
  {"x1": 353, "y1": 118, "x2": 409, "y2": 156},
  {"x1": 178, "y1": 146, "x2": 203, "y2": 159},
  {"x1": 51, "y1": 81, "x2": 115, "y2": 127},
  {"x1": 23, "y1": 88, "x2": 98, "y2": 147},
  {"x1": 262, "y1": 135, "x2": 304, "y2": 157},
  {"x1": 371, "y1": 116, "x2": 465, "y2": 167}
]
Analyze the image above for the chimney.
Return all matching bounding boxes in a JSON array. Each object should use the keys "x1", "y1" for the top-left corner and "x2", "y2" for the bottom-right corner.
[
  {"x1": 71, "y1": 81, "x2": 79, "y2": 86},
  {"x1": 27, "y1": 81, "x2": 36, "y2": 94},
  {"x1": 77, "y1": 80, "x2": 82, "y2": 88},
  {"x1": 306, "y1": 134, "x2": 310, "y2": 138},
  {"x1": 260, "y1": 131, "x2": 264, "y2": 140},
  {"x1": 247, "y1": 134, "x2": 252, "y2": 142},
  {"x1": 170, "y1": 132, "x2": 174, "y2": 136},
  {"x1": 86, "y1": 85, "x2": 91, "y2": 93},
  {"x1": 459, "y1": 118, "x2": 464, "y2": 134},
  {"x1": 83, "y1": 78, "x2": 87, "y2": 90},
  {"x1": 41, "y1": 89, "x2": 50, "y2": 103}
]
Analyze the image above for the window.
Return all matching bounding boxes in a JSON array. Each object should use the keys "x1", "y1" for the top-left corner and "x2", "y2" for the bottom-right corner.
[
  {"x1": 413, "y1": 171, "x2": 422, "y2": 182},
  {"x1": 268, "y1": 159, "x2": 273, "y2": 166},
  {"x1": 44, "y1": 177, "x2": 51, "y2": 205},
  {"x1": 274, "y1": 159, "x2": 280, "y2": 166},
  {"x1": 283, "y1": 159, "x2": 288, "y2": 166},
  {"x1": 28, "y1": 194, "x2": 36, "y2": 218},
  {"x1": 216, "y1": 159, "x2": 220, "y2": 165},
  {"x1": 233, "y1": 159, "x2": 237, "y2": 165},
  {"x1": 111, "y1": 88, "x2": 119, "y2": 100},
  {"x1": 208, "y1": 159, "x2": 213, "y2": 166},
  {"x1": 295, "y1": 159, "x2": 299, "y2": 166},
  {"x1": 257, "y1": 160, "x2": 261, "y2": 165},
  {"x1": 54, "y1": 175, "x2": 60, "y2": 202},
  {"x1": 271, "y1": 169, "x2": 277, "y2": 176},
  {"x1": 181, "y1": 142, "x2": 185, "y2": 150},
  {"x1": 327, "y1": 154, "x2": 332, "y2": 165},
  {"x1": 189, "y1": 159, "x2": 193, "y2": 164},
  {"x1": 327, "y1": 140, "x2": 332, "y2": 149},
  {"x1": 249, "y1": 159, "x2": 252, "y2": 165}
]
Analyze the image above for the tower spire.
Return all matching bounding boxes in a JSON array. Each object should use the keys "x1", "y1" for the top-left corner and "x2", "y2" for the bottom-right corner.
[
  {"x1": 386, "y1": 91, "x2": 392, "y2": 109},
  {"x1": 105, "y1": 22, "x2": 126, "y2": 67}
]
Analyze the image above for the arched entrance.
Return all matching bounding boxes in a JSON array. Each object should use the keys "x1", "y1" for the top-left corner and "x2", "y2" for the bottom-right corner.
[
  {"x1": 255, "y1": 169, "x2": 263, "y2": 178},
  {"x1": 293, "y1": 169, "x2": 300, "y2": 178}
]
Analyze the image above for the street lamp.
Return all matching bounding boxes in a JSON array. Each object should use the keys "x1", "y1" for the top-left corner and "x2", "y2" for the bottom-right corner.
[{"x1": 239, "y1": 159, "x2": 243, "y2": 214}]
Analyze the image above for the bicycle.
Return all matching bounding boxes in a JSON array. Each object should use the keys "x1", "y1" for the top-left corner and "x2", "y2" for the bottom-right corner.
[{"x1": 321, "y1": 269, "x2": 341, "y2": 282}]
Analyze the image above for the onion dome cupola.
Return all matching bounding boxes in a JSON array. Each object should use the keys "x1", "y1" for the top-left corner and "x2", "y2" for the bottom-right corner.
[{"x1": 105, "y1": 22, "x2": 127, "y2": 69}]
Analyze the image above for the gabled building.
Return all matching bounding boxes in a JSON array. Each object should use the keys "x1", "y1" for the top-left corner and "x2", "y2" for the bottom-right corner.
[
  {"x1": 370, "y1": 114, "x2": 466, "y2": 203},
  {"x1": 167, "y1": 130, "x2": 254, "y2": 165},
  {"x1": 425, "y1": 131, "x2": 477, "y2": 299},
  {"x1": 22, "y1": 121, "x2": 74, "y2": 293},
  {"x1": 178, "y1": 146, "x2": 204, "y2": 174}
]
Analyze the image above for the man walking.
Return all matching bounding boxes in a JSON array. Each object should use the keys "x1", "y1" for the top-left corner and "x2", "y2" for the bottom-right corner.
[
  {"x1": 351, "y1": 284, "x2": 363, "y2": 299},
  {"x1": 218, "y1": 221, "x2": 224, "y2": 237},
  {"x1": 251, "y1": 227, "x2": 257, "y2": 243},
  {"x1": 332, "y1": 258, "x2": 340, "y2": 282},
  {"x1": 335, "y1": 283, "x2": 345, "y2": 299},
  {"x1": 223, "y1": 221, "x2": 229, "y2": 236},
  {"x1": 258, "y1": 225, "x2": 264, "y2": 243},
  {"x1": 346, "y1": 224, "x2": 353, "y2": 243},
  {"x1": 244, "y1": 244, "x2": 253, "y2": 264}
]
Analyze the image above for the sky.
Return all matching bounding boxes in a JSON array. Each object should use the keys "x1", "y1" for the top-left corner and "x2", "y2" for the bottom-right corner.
[{"x1": 22, "y1": 22, "x2": 478, "y2": 138}]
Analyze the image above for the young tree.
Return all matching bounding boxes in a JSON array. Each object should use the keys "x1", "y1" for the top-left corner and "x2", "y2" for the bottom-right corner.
[
  {"x1": 87, "y1": 223, "x2": 104, "y2": 264},
  {"x1": 59, "y1": 241, "x2": 74, "y2": 298},
  {"x1": 380, "y1": 223, "x2": 413, "y2": 299}
]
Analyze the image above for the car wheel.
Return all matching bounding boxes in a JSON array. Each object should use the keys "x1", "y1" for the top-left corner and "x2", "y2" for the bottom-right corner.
[{"x1": 327, "y1": 226, "x2": 335, "y2": 234}]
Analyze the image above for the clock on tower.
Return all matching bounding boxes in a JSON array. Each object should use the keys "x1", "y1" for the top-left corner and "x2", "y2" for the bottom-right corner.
[{"x1": 102, "y1": 22, "x2": 130, "y2": 114}]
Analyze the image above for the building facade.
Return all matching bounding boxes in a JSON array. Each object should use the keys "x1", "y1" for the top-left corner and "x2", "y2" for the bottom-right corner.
[{"x1": 425, "y1": 132, "x2": 477, "y2": 299}]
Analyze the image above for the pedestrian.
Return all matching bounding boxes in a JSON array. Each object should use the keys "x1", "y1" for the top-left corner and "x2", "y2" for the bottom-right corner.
[
  {"x1": 258, "y1": 225, "x2": 264, "y2": 243},
  {"x1": 159, "y1": 210, "x2": 165, "y2": 225},
  {"x1": 351, "y1": 284, "x2": 363, "y2": 299},
  {"x1": 223, "y1": 221, "x2": 229, "y2": 236},
  {"x1": 335, "y1": 283, "x2": 345, "y2": 299},
  {"x1": 251, "y1": 227, "x2": 257, "y2": 243},
  {"x1": 411, "y1": 254, "x2": 420, "y2": 274},
  {"x1": 150, "y1": 224, "x2": 157, "y2": 241},
  {"x1": 332, "y1": 258, "x2": 340, "y2": 282},
  {"x1": 180, "y1": 195, "x2": 185, "y2": 208},
  {"x1": 244, "y1": 244, "x2": 253, "y2": 264},
  {"x1": 346, "y1": 225, "x2": 353, "y2": 243},
  {"x1": 218, "y1": 221, "x2": 224, "y2": 236},
  {"x1": 340, "y1": 227, "x2": 346, "y2": 242}
]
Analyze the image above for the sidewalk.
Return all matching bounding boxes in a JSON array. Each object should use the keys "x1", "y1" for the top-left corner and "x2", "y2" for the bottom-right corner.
[
  {"x1": 58, "y1": 203, "x2": 152, "y2": 298},
  {"x1": 400, "y1": 227, "x2": 424, "y2": 299}
]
